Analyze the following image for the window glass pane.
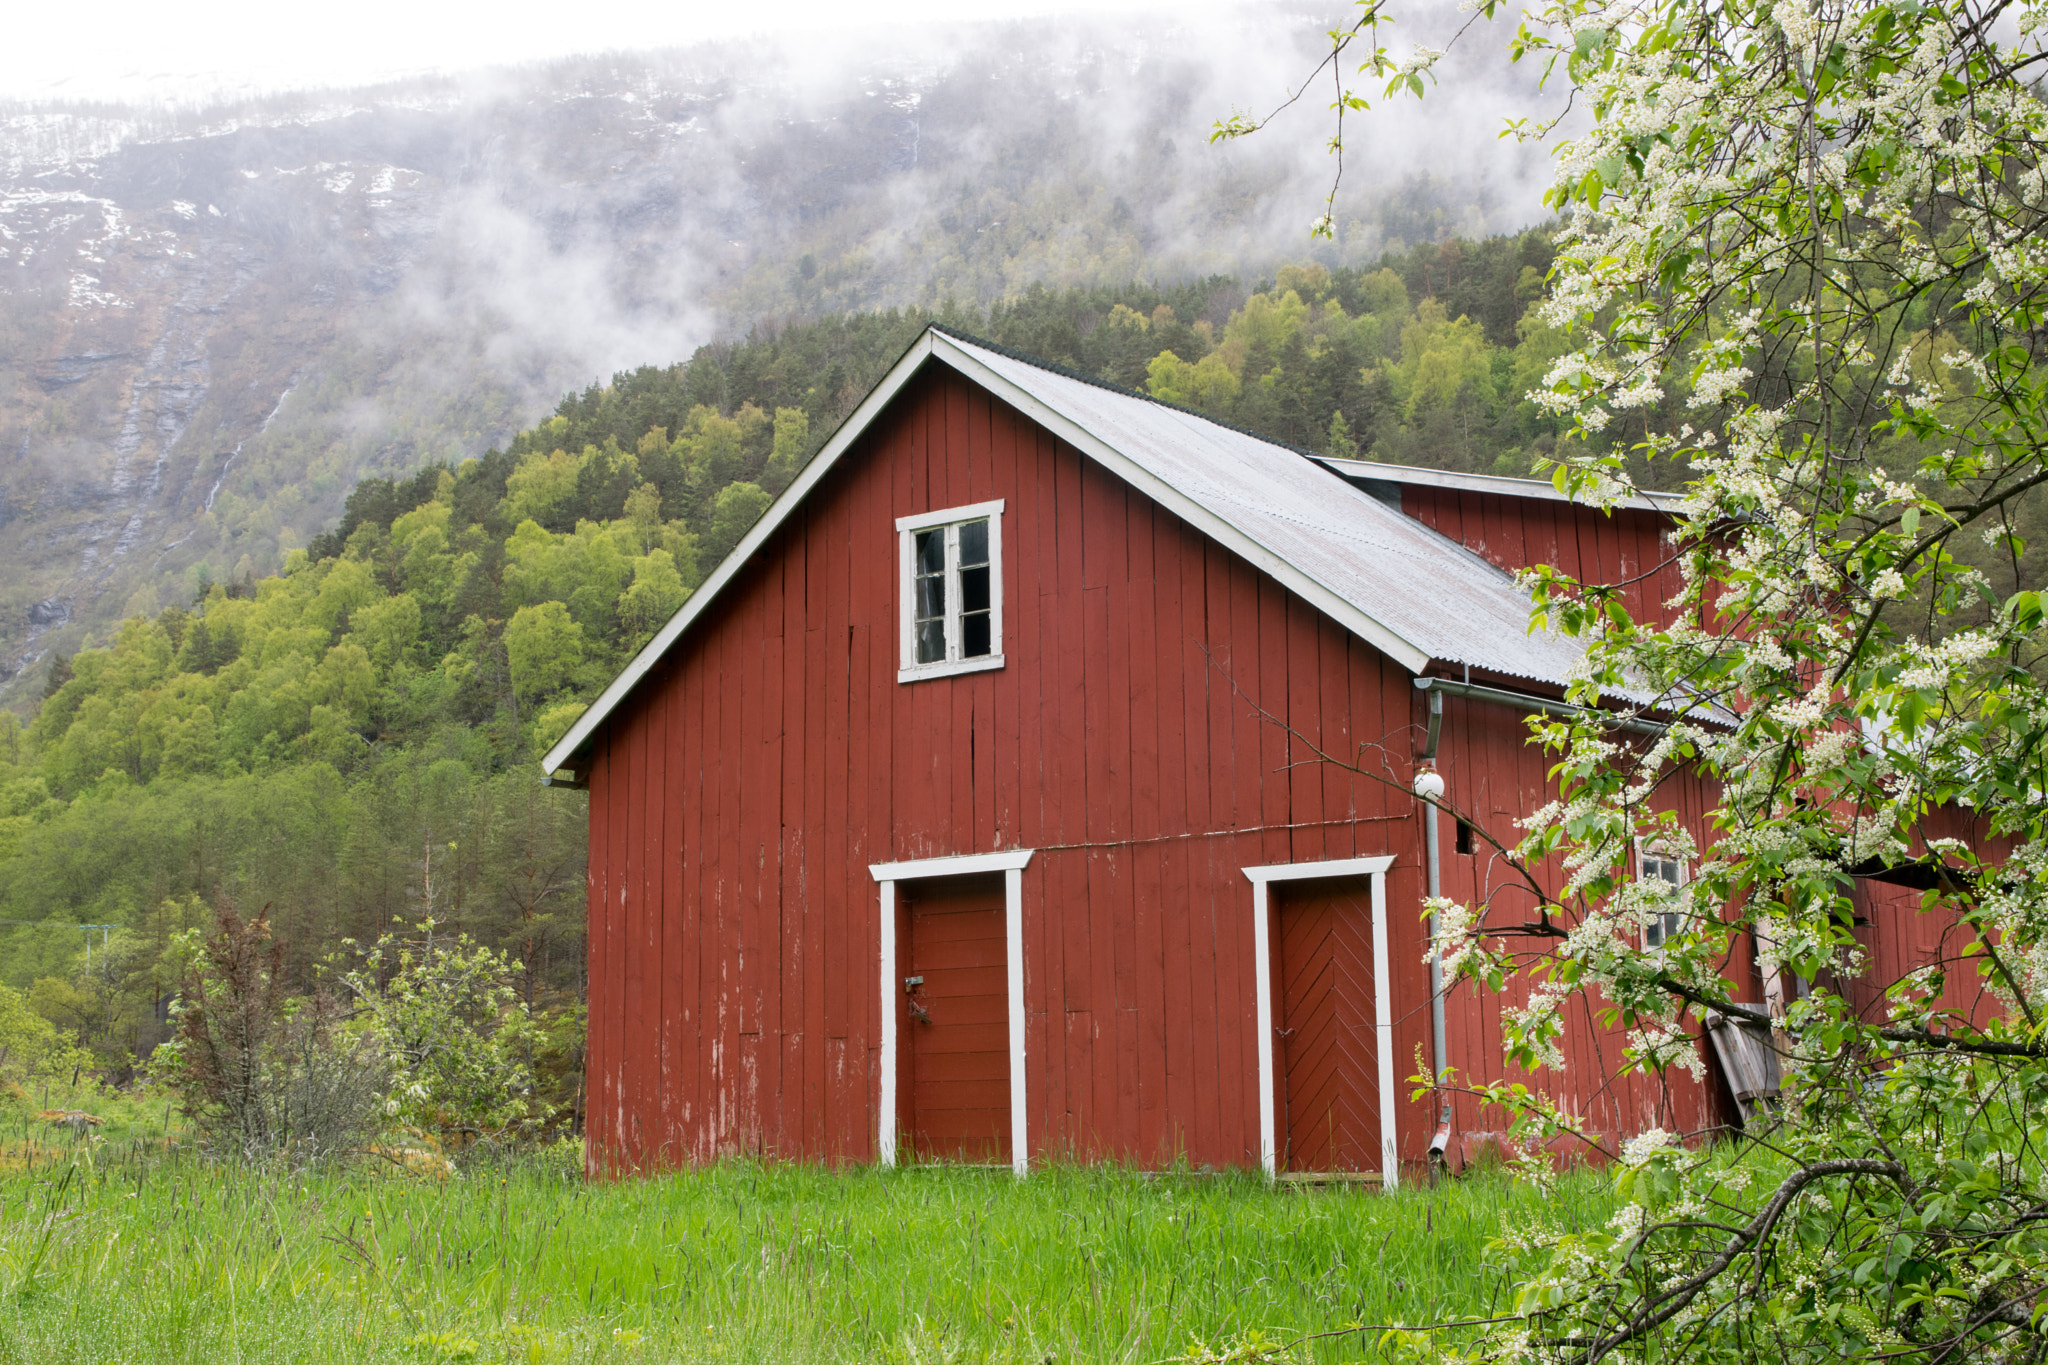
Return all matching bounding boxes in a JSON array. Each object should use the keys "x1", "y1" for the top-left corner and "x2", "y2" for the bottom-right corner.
[
  {"x1": 916, "y1": 529, "x2": 945, "y2": 575},
  {"x1": 916, "y1": 618, "x2": 946, "y2": 664},
  {"x1": 915, "y1": 574, "x2": 946, "y2": 620},
  {"x1": 958, "y1": 519, "x2": 989, "y2": 566},
  {"x1": 962, "y1": 611, "x2": 992, "y2": 658},
  {"x1": 960, "y1": 564, "x2": 990, "y2": 613}
]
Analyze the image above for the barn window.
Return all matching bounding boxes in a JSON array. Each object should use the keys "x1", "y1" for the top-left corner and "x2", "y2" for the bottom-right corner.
[
  {"x1": 1638, "y1": 844, "x2": 1686, "y2": 952},
  {"x1": 897, "y1": 500, "x2": 1005, "y2": 681}
]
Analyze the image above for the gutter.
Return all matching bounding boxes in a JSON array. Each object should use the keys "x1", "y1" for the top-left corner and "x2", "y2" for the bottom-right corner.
[{"x1": 1414, "y1": 675, "x2": 1674, "y2": 738}]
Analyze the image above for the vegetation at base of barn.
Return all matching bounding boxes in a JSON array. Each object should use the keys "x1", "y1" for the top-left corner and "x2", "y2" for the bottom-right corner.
[
  {"x1": 0, "y1": 1151, "x2": 1612, "y2": 1363},
  {"x1": 151, "y1": 897, "x2": 560, "y2": 1159},
  {"x1": 329, "y1": 916, "x2": 553, "y2": 1144}
]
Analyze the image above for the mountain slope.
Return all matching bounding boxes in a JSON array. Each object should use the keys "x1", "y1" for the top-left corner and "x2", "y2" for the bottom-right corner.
[{"x1": 0, "y1": 8, "x2": 1560, "y2": 702}]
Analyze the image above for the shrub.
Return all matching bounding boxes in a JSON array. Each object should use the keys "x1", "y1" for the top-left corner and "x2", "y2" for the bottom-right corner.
[
  {"x1": 155, "y1": 898, "x2": 386, "y2": 1160},
  {"x1": 332, "y1": 918, "x2": 549, "y2": 1146}
]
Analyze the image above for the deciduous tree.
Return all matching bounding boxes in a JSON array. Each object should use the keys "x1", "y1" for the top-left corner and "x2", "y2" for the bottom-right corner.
[{"x1": 1242, "y1": 0, "x2": 2048, "y2": 1359}]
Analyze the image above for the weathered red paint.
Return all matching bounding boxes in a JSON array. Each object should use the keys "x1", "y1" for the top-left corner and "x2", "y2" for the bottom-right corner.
[
  {"x1": 581, "y1": 364, "x2": 1763, "y2": 1176},
  {"x1": 1396, "y1": 482, "x2": 1690, "y2": 638},
  {"x1": 901, "y1": 875, "x2": 1011, "y2": 1163}
]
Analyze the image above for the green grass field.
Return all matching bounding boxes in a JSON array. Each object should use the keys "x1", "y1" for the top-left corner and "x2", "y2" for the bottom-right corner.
[{"x1": 0, "y1": 1136, "x2": 1610, "y2": 1365}]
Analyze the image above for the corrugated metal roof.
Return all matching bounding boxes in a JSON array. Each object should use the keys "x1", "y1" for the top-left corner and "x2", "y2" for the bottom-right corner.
[{"x1": 941, "y1": 332, "x2": 1588, "y2": 690}]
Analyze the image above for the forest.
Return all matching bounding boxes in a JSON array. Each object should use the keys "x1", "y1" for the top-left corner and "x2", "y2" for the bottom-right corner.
[{"x1": 1, "y1": 220, "x2": 2010, "y2": 1123}]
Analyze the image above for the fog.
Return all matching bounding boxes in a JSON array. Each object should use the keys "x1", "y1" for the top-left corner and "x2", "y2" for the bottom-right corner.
[{"x1": 0, "y1": 0, "x2": 1579, "y2": 683}]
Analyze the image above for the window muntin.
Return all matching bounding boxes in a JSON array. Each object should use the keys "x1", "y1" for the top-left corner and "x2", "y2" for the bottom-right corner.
[
  {"x1": 897, "y1": 501, "x2": 1004, "y2": 680},
  {"x1": 1639, "y1": 846, "x2": 1686, "y2": 951}
]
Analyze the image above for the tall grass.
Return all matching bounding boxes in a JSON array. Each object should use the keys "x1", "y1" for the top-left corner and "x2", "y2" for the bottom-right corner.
[{"x1": 0, "y1": 1144, "x2": 1611, "y2": 1363}]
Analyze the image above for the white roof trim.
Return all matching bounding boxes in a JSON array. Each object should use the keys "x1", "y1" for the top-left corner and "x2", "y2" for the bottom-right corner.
[
  {"x1": 1317, "y1": 456, "x2": 1683, "y2": 515},
  {"x1": 545, "y1": 327, "x2": 1485, "y2": 776},
  {"x1": 541, "y1": 331, "x2": 938, "y2": 773}
]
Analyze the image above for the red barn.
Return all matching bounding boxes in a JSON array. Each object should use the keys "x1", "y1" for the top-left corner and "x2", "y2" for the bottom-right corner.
[{"x1": 541, "y1": 326, "x2": 1940, "y2": 1180}]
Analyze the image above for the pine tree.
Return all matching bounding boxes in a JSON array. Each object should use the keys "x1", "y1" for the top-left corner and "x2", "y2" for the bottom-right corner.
[
  {"x1": 41, "y1": 652, "x2": 72, "y2": 700},
  {"x1": 1323, "y1": 410, "x2": 1359, "y2": 461}
]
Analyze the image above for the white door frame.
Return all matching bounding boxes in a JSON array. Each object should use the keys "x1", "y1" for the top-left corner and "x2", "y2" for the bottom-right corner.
[
  {"x1": 1242, "y1": 856, "x2": 1398, "y2": 1186},
  {"x1": 870, "y1": 849, "x2": 1035, "y2": 1175}
]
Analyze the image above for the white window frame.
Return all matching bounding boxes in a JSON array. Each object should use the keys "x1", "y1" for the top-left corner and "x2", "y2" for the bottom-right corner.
[
  {"x1": 1637, "y1": 840, "x2": 1688, "y2": 954},
  {"x1": 897, "y1": 500, "x2": 1005, "y2": 683}
]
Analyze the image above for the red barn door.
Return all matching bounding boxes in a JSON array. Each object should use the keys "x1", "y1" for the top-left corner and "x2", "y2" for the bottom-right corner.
[
  {"x1": 1276, "y1": 878, "x2": 1382, "y2": 1173},
  {"x1": 901, "y1": 875, "x2": 1011, "y2": 1163}
]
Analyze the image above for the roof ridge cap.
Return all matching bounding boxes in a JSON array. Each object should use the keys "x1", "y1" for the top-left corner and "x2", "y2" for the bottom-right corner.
[{"x1": 928, "y1": 324, "x2": 1336, "y2": 465}]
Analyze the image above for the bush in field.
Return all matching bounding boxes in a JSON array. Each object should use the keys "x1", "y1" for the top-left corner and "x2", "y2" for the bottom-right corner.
[
  {"x1": 332, "y1": 918, "x2": 549, "y2": 1145},
  {"x1": 0, "y1": 982, "x2": 90, "y2": 1098},
  {"x1": 155, "y1": 899, "x2": 386, "y2": 1159},
  {"x1": 156, "y1": 900, "x2": 549, "y2": 1161}
]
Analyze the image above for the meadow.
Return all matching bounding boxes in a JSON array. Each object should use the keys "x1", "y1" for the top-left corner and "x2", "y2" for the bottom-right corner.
[{"x1": 0, "y1": 1128, "x2": 1609, "y2": 1365}]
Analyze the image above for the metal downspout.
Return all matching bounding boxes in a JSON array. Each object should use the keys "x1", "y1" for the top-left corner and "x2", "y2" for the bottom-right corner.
[{"x1": 1414, "y1": 689, "x2": 1451, "y2": 1161}]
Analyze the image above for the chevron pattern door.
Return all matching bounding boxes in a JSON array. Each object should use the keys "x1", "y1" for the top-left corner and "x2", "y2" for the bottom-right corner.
[{"x1": 1276, "y1": 879, "x2": 1381, "y2": 1173}]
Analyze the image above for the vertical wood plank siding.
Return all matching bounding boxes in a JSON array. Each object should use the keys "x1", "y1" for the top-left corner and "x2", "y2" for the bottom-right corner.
[
  {"x1": 583, "y1": 368, "x2": 1730, "y2": 1174},
  {"x1": 1395, "y1": 485, "x2": 1687, "y2": 633}
]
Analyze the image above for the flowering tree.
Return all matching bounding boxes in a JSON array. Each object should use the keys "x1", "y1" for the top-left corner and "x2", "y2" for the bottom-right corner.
[
  {"x1": 331, "y1": 918, "x2": 548, "y2": 1145},
  {"x1": 1242, "y1": 0, "x2": 2048, "y2": 1359}
]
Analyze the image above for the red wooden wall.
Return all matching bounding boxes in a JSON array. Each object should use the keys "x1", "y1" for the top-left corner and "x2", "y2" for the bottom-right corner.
[
  {"x1": 580, "y1": 364, "x2": 1733, "y2": 1176},
  {"x1": 1427, "y1": 687, "x2": 1738, "y2": 1152},
  {"x1": 1397, "y1": 484, "x2": 1688, "y2": 638}
]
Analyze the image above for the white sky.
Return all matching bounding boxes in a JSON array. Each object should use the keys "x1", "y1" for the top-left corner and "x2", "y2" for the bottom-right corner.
[{"x1": 8, "y1": 0, "x2": 1209, "y2": 105}]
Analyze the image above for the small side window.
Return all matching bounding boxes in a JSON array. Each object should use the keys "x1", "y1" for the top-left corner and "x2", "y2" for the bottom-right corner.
[
  {"x1": 1639, "y1": 845, "x2": 1686, "y2": 951},
  {"x1": 897, "y1": 501, "x2": 1005, "y2": 681}
]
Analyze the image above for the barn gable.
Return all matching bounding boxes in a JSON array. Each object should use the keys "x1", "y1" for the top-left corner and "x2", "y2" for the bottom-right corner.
[
  {"x1": 543, "y1": 327, "x2": 1589, "y2": 781},
  {"x1": 1317, "y1": 456, "x2": 1689, "y2": 635},
  {"x1": 578, "y1": 361, "x2": 1461, "y2": 1174}
]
